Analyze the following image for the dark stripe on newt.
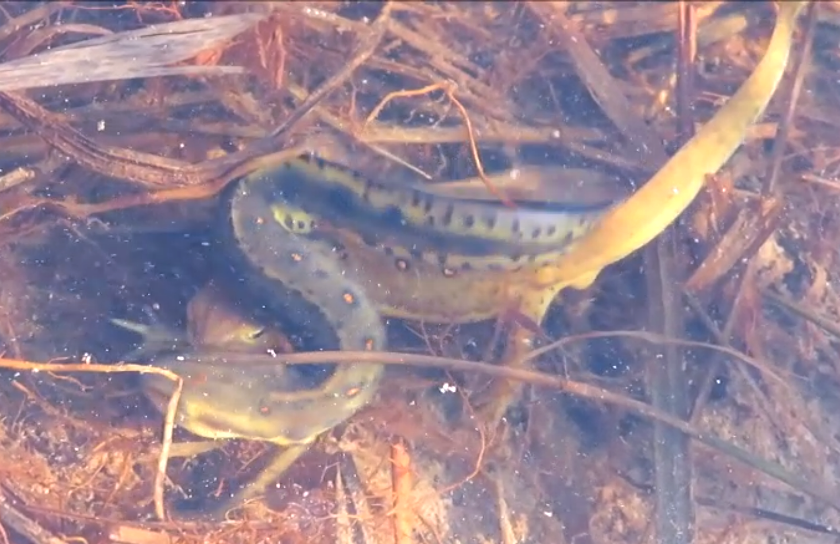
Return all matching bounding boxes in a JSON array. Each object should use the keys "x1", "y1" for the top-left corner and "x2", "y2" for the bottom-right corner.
[{"x1": 246, "y1": 166, "x2": 607, "y2": 259}]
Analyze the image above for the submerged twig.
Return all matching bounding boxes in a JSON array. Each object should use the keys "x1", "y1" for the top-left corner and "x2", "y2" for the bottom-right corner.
[
  {"x1": 268, "y1": 2, "x2": 394, "y2": 139},
  {"x1": 763, "y1": 1, "x2": 817, "y2": 195},
  {"x1": 644, "y1": 6, "x2": 697, "y2": 544},
  {"x1": 0, "y1": 488, "x2": 67, "y2": 544},
  {"x1": 528, "y1": 1, "x2": 669, "y2": 164},
  {"x1": 0, "y1": 13, "x2": 264, "y2": 91}
]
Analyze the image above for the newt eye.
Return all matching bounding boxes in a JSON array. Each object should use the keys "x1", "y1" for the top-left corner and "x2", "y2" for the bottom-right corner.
[{"x1": 258, "y1": 400, "x2": 271, "y2": 416}]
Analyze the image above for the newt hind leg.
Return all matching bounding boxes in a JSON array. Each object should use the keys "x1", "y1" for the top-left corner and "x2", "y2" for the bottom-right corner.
[{"x1": 469, "y1": 286, "x2": 559, "y2": 430}]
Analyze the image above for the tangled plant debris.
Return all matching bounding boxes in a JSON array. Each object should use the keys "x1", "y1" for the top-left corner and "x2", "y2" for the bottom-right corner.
[{"x1": 0, "y1": 2, "x2": 838, "y2": 543}]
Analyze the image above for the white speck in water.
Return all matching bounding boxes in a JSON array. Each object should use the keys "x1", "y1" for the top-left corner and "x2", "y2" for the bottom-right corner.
[
  {"x1": 552, "y1": 129, "x2": 561, "y2": 139},
  {"x1": 509, "y1": 168, "x2": 521, "y2": 180},
  {"x1": 97, "y1": 120, "x2": 105, "y2": 132},
  {"x1": 439, "y1": 382, "x2": 457, "y2": 394}
]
